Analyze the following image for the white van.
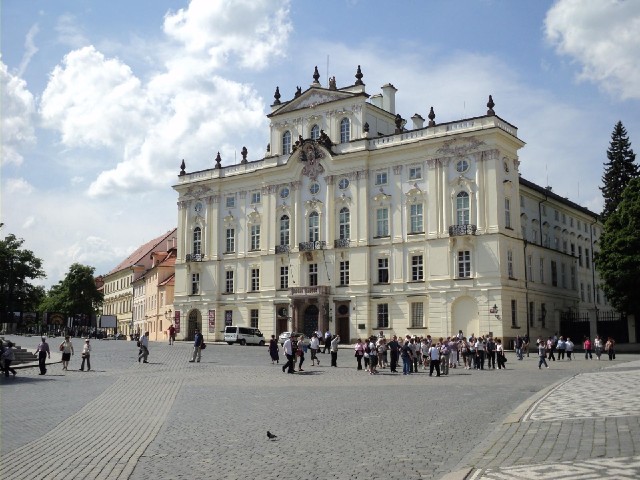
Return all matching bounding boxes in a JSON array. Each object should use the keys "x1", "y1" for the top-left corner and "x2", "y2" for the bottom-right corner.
[{"x1": 224, "y1": 326, "x2": 265, "y2": 346}]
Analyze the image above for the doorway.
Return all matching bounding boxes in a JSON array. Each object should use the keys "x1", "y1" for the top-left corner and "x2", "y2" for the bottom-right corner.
[{"x1": 303, "y1": 305, "x2": 319, "y2": 337}]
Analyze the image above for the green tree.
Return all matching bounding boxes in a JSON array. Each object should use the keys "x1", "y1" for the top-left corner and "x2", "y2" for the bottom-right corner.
[
  {"x1": 0, "y1": 232, "x2": 46, "y2": 323},
  {"x1": 40, "y1": 264, "x2": 103, "y2": 323},
  {"x1": 600, "y1": 121, "x2": 638, "y2": 220},
  {"x1": 596, "y1": 177, "x2": 640, "y2": 317}
]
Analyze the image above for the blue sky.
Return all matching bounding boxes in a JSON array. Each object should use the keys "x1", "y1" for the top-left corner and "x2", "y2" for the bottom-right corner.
[{"x1": 2, "y1": 0, "x2": 639, "y2": 288}]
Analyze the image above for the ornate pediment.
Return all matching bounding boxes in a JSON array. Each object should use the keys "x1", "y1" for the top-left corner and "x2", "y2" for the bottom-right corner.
[{"x1": 272, "y1": 88, "x2": 359, "y2": 116}]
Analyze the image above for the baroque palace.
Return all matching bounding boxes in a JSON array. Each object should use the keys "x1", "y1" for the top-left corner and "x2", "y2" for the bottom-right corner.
[{"x1": 170, "y1": 66, "x2": 630, "y2": 345}]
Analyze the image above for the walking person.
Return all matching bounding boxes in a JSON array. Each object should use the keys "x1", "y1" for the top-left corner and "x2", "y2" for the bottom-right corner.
[
  {"x1": 538, "y1": 339, "x2": 549, "y2": 369},
  {"x1": 594, "y1": 335, "x2": 603, "y2": 360},
  {"x1": 583, "y1": 337, "x2": 593, "y2": 360},
  {"x1": 269, "y1": 335, "x2": 280, "y2": 364},
  {"x1": 557, "y1": 336, "x2": 566, "y2": 360},
  {"x1": 486, "y1": 336, "x2": 496, "y2": 369},
  {"x1": 138, "y1": 331, "x2": 150, "y2": 363},
  {"x1": 296, "y1": 335, "x2": 306, "y2": 371},
  {"x1": 428, "y1": 342, "x2": 441, "y2": 377},
  {"x1": 80, "y1": 339, "x2": 92, "y2": 371},
  {"x1": 605, "y1": 337, "x2": 616, "y2": 360},
  {"x1": 546, "y1": 337, "x2": 556, "y2": 361},
  {"x1": 309, "y1": 333, "x2": 320, "y2": 366},
  {"x1": 189, "y1": 329, "x2": 203, "y2": 363},
  {"x1": 354, "y1": 338, "x2": 365, "y2": 370},
  {"x1": 368, "y1": 337, "x2": 378, "y2": 374},
  {"x1": 168, "y1": 324, "x2": 176, "y2": 345},
  {"x1": 330, "y1": 335, "x2": 340, "y2": 367},
  {"x1": 59, "y1": 335, "x2": 74, "y2": 371},
  {"x1": 2, "y1": 341, "x2": 17, "y2": 378},
  {"x1": 496, "y1": 339, "x2": 506, "y2": 369},
  {"x1": 515, "y1": 335, "x2": 524, "y2": 360},
  {"x1": 401, "y1": 339, "x2": 412, "y2": 375},
  {"x1": 323, "y1": 329, "x2": 332, "y2": 354},
  {"x1": 282, "y1": 336, "x2": 295, "y2": 374},
  {"x1": 565, "y1": 337, "x2": 574, "y2": 360},
  {"x1": 36, "y1": 337, "x2": 50, "y2": 375}
]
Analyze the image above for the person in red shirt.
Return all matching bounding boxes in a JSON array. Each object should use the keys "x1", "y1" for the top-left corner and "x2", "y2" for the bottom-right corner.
[{"x1": 583, "y1": 337, "x2": 593, "y2": 360}]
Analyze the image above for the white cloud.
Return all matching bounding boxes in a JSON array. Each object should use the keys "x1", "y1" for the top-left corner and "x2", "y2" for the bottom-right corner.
[
  {"x1": 18, "y1": 24, "x2": 39, "y2": 77},
  {"x1": 545, "y1": 0, "x2": 640, "y2": 100},
  {"x1": 0, "y1": 60, "x2": 36, "y2": 166},
  {"x1": 5, "y1": 177, "x2": 35, "y2": 195},
  {"x1": 55, "y1": 13, "x2": 89, "y2": 48}
]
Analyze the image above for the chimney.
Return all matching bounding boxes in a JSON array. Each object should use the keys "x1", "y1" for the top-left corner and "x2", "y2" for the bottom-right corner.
[
  {"x1": 370, "y1": 94, "x2": 383, "y2": 109},
  {"x1": 381, "y1": 83, "x2": 397, "y2": 114},
  {"x1": 411, "y1": 113, "x2": 425, "y2": 130}
]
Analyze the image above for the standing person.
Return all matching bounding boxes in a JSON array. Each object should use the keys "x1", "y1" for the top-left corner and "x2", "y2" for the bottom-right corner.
[
  {"x1": 583, "y1": 337, "x2": 593, "y2": 360},
  {"x1": 538, "y1": 339, "x2": 549, "y2": 369},
  {"x1": 378, "y1": 338, "x2": 388, "y2": 369},
  {"x1": 420, "y1": 337, "x2": 431, "y2": 370},
  {"x1": 428, "y1": 342, "x2": 441, "y2": 377},
  {"x1": 368, "y1": 337, "x2": 378, "y2": 374},
  {"x1": 282, "y1": 336, "x2": 295, "y2": 374},
  {"x1": 2, "y1": 341, "x2": 17, "y2": 378},
  {"x1": 594, "y1": 335, "x2": 603, "y2": 360},
  {"x1": 486, "y1": 337, "x2": 496, "y2": 369},
  {"x1": 410, "y1": 338, "x2": 419, "y2": 373},
  {"x1": 189, "y1": 329, "x2": 203, "y2": 363},
  {"x1": 439, "y1": 339, "x2": 450, "y2": 376},
  {"x1": 546, "y1": 337, "x2": 556, "y2": 361},
  {"x1": 59, "y1": 336, "x2": 74, "y2": 371},
  {"x1": 556, "y1": 336, "x2": 566, "y2": 360},
  {"x1": 605, "y1": 337, "x2": 616, "y2": 360},
  {"x1": 138, "y1": 331, "x2": 150, "y2": 363},
  {"x1": 80, "y1": 339, "x2": 92, "y2": 371},
  {"x1": 354, "y1": 338, "x2": 365, "y2": 370},
  {"x1": 269, "y1": 335, "x2": 280, "y2": 364},
  {"x1": 309, "y1": 334, "x2": 320, "y2": 366},
  {"x1": 388, "y1": 335, "x2": 400, "y2": 373},
  {"x1": 323, "y1": 329, "x2": 332, "y2": 354},
  {"x1": 523, "y1": 334, "x2": 530, "y2": 357},
  {"x1": 475, "y1": 336, "x2": 486, "y2": 370},
  {"x1": 515, "y1": 335, "x2": 523, "y2": 360},
  {"x1": 36, "y1": 337, "x2": 50, "y2": 375},
  {"x1": 330, "y1": 335, "x2": 340, "y2": 367},
  {"x1": 565, "y1": 337, "x2": 574, "y2": 360},
  {"x1": 496, "y1": 339, "x2": 506, "y2": 370},
  {"x1": 400, "y1": 339, "x2": 413, "y2": 375},
  {"x1": 168, "y1": 324, "x2": 176, "y2": 345}
]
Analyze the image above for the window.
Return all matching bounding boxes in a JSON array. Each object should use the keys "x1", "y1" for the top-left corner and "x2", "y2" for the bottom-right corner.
[
  {"x1": 532, "y1": 229, "x2": 538, "y2": 244},
  {"x1": 310, "y1": 124, "x2": 320, "y2": 140},
  {"x1": 554, "y1": 209, "x2": 559, "y2": 221},
  {"x1": 191, "y1": 273, "x2": 200, "y2": 295},
  {"x1": 511, "y1": 299, "x2": 517, "y2": 327},
  {"x1": 585, "y1": 249, "x2": 590, "y2": 269},
  {"x1": 226, "y1": 228, "x2": 235, "y2": 253},
  {"x1": 377, "y1": 258, "x2": 389, "y2": 283},
  {"x1": 338, "y1": 178, "x2": 350, "y2": 189},
  {"x1": 551, "y1": 260, "x2": 558, "y2": 286},
  {"x1": 250, "y1": 309, "x2": 259, "y2": 329},
  {"x1": 570, "y1": 243, "x2": 575, "y2": 257},
  {"x1": 280, "y1": 266, "x2": 289, "y2": 290},
  {"x1": 587, "y1": 283, "x2": 592, "y2": 302},
  {"x1": 376, "y1": 208, "x2": 389, "y2": 237},
  {"x1": 411, "y1": 302, "x2": 424, "y2": 327},
  {"x1": 339, "y1": 207, "x2": 350, "y2": 240},
  {"x1": 339, "y1": 261, "x2": 349, "y2": 286},
  {"x1": 578, "y1": 246, "x2": 583, "y2": 267},
  {"x1": 563, "y1": 240, "x2": 568, "y2": 253},
  {"x1": 540, "y1": 258, "x2": 545, "y2": 283},
  {"x1": 193, "y1": 227, "x2": 202, "y2": 255},
  {"x1": 308, "y1": 211, "x2": 319, "y2": 242},
  {"x1": 250, "y1": 224, "x2": 261, "y2": 250},
  {"x1": 571, "y1": 266, "x2": 576, "y2": 290},
  {"x1": 377, "y1": 304, "x2": 389, "y2": 328},
  {"x1": 577, "y1": 220, "x2": 581, "y2": 230},
  {"x1": 529, "y1": 302, "x2": 535, "y2": 327},
  {"x1": 409, "y1": 166, "x2": 422, "y2": 180},
  {"x1": 309, "y1": 263, "x2": 318, "y2": 286},
  {"x1": 225, "y1": 310, "x2": 233, "y2": 326},
  {"x1": 375, "y1": 171, "x2": 388, "y2": 185},
  {"x1": 456, "y1": 159, "x2": 469, "y2": 173},
  {"x1": 250, "y1": 268, "x2": 260, "y2": 292},
  {"x1": 596, "y1": 285, "x2": 601, "y2": 304},
  {"x1": 570, "y1": 217, "x2": 574, "y2": 227},
  {"x1": 411, "y1": 255, "x2": 424, "y2": 281},
  {"x1": 279, "y1": 215, "x2": 290, "y2": 246},
  {"x1": 520, "y1": 195, "x2": 525, "y2": 209},
  {"x1": 309, "y1": 182, "x2": 320, "y2": 195},
  {"x1": 561, "y1": 263, "x2": 567, "y2": 288},
  {"x1": 580, "y1": 283, "x2": 585, "y2": 301},
  {"x1": 507, "y1": 250, "x2": 514, "y2": 278},
  {"x1": 456, "y1": 191, "x2": 470, "y2": 225},
  {"x1": 458, "y1": 251, "x2": 471, "y2": 278},
  {"x1": 280, "y1": 187, "x2": 289, "y2": 199},
  {"x1": 340, "y1": 117, "x2": 350, "y2": 143},
  {"x1": 409, "y1": 203, "x2": 423, "y2": 233},
  {"x1": 282, "y1": 130, "x2": 291, "y2": 154},
  {"x1": 505, "y1": 197, "x2": 512, "y2": 229},
  {"x1": 527, "y1": 255, "x2": 533, "y2": 282},
  {"x1": 542, "y1": 205, "x2": 547, "y2": 217},
  {"x1": 225, "y1": 271, "x2": 234, "y2": 293},
  {"x1": 226, "y1": 196, "x2": 235, "y2": 208},
  {"x1": 562, "y1": 213, "x2": 566, "y2": 224}
]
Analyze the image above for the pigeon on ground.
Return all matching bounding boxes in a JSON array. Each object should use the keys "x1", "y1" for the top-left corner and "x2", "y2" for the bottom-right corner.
[{"x1": 267, "y1": 431, "x2": 277, "y2": 440}]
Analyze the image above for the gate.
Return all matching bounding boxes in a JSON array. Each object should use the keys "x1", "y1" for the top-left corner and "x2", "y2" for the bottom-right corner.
[
  {"x1": 596, "y1": 311, "x2": 628, "y2": 343},
  {"x1": 559, "y1": 311, "x2": 591, "y2": 341},
  {"x1": 303, "y1": 305, "x2": 319, "y2": 338},
  {"x1": 186, "y1": 310, "x2": 199, "y2": 341}
]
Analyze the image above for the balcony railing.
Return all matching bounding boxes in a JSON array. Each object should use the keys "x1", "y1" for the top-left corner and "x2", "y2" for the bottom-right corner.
[
  {"x1": 334, "y1": 238, "x2": 351, "y2": 248},
  {"x1": 185, "y1": 253, "x2": 203, "y2": 262},
  {"x1": 290, "y1": 286, "x2": 330, "y2": 297},
  {"x1": 448, "y1": 224, "x2": 477, "y2": 236},
  {"x1": 299, "y1": 240, "x2": 326, "y2": 251},
  {"x1": 275, "y1": 245, "x2": 291, "y2": 254}
]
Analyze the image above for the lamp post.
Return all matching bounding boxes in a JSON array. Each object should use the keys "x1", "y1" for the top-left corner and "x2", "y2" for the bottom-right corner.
[{"x1": 489, "y1": 304, "x2": 500, "y2": 337}]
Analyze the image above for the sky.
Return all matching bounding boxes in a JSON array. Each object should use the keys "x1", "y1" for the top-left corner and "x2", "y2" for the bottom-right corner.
[{"x1": 1, "y1": 0, "x2": 639, "y2": 289}]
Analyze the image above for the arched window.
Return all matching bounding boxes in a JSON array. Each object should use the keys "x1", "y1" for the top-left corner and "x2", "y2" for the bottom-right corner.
[
  {"x1": 279, "y1": 215, "x2": 290, "y2": 246},
  {"x1": 282, "y1": 130, "x2": 291, "y2": 154},
  {"x1": 456, "y1": 191, "x2": 470, "y2": 225},
  {"x1": 340, "y1": 118, "x2": 350, "y2": 143},
  {"x1": 308, "y1": 211, "x2": 319, "y2": 242},
  {"x1": 193, "y1": 227, "x2": 202, "y2": 255},
  {"x1": 310, "y1": 124, "x2": 320, "y2": 140},
  {"x1": 339, "y1": 207, "x2": 350, "y2": 239}
]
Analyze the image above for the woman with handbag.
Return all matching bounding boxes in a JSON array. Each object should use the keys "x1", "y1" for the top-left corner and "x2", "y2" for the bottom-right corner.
[{"x1": 59, "y1": 336, "x2": 74, "y2": 371}]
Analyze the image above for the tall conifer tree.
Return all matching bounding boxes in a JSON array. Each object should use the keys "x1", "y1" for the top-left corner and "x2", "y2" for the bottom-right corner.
[{"x1": 600, "y1": 121, "x2": 638, "y2": 220}]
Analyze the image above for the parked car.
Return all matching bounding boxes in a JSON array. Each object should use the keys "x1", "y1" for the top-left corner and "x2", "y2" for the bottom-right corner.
[
  {"x1": 278, "y1": 332, "x2": 311, "y2": 347},
  {"x1": 223, "y1": 326, "x2": 265, "y2": 346}
]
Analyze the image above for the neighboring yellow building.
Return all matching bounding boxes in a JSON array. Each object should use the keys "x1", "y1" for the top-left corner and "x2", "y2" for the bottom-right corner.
[{"x1": 171, "y1": 66, "x2": 626, "y2": 345}]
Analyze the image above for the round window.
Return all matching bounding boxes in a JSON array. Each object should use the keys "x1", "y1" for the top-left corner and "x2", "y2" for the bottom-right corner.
[
  {"x1": 456, "y1": 160, "x2": 469, "y2": 173},
  {"x1": 338, "y1": 305, "x2": 349, "y2": 315},
  {"x1": 310, "y1": 182, "x2": 320, "y2": 195},
  {"x1": 280, "y1": 187, "x2": 290, "y2": 199},
  {"x1": 338, "y1": 178, "x2": 350, "y2": 190}
]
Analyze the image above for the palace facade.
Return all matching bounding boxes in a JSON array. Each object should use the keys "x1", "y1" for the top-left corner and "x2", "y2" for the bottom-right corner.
[{"x1": 171, "y1": 67, "x2": 629, "y2": 345}]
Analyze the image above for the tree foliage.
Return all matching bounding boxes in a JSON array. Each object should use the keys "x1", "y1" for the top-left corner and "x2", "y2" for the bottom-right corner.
[
  {"x1": 40, "y1": 263, "x2": 103, "y2": 317},
  {"x1": 596, "y1": 177, "x2": 640, "y2": 317},
  {"x1": 600, "y1": 121, "x2": 638, "y2": 220},
  {"x1": 0, "y1": 232, "x2": 46, "y2": 321}
]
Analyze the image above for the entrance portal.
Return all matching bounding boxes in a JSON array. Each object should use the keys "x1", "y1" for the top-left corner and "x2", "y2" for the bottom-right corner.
[{"x1": 303, "y1": 305, "x2": 319, "y2": 338}]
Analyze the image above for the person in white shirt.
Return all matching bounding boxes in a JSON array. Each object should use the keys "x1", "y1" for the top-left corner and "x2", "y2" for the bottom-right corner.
[
  {"x1": 309, "y1": 334, "x2": 320, "y2": 366},
  {"x1": 428, "y1": 343, "x2": 441, "y2": 377},
  {"x1": 565, "y1": 338, "x2": 574, "y2": 360},
  {"x1": 138, "y1": 332, "x2": 149, "y2": 363},
  {"x1": 282, "y1": 337, "x2": 295, "y2": 374},
  {"x1": 80, "y1": 339, "x2": 92, "y2": 371},
  {"x1": 323, "y1": 330, "x2": 332, "y2": 354},
  {"x1": 368, "y1": 337, "x2": 378, "y2": 374},
  {"x1": 330, "y1": 335, "x2": 340, "y2": 367}
]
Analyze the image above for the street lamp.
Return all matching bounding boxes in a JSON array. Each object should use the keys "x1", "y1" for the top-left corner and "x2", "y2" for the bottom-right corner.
[{"x1": 489, "y1": 304, "x2": 500, "y2": 337}]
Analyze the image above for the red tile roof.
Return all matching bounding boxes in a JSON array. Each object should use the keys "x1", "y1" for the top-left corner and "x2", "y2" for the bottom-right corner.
[{"x1": 107, "y1": 229, "x2": 177, "y2": 275}]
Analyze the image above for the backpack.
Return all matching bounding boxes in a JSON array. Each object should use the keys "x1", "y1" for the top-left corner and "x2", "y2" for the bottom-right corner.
[{"x1": 440, "y1": 345, "x2": 450, "y2": 355}]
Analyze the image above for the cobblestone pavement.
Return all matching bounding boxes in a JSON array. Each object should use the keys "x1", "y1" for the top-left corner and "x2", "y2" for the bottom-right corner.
[{"x1": 1, "y1": 335, "x2": 639, "y2": 480}]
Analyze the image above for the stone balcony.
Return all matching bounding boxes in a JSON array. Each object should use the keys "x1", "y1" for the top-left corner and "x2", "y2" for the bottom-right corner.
[{"x1": 289, "y1": 286, "x2": 330, "y2": 297}]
